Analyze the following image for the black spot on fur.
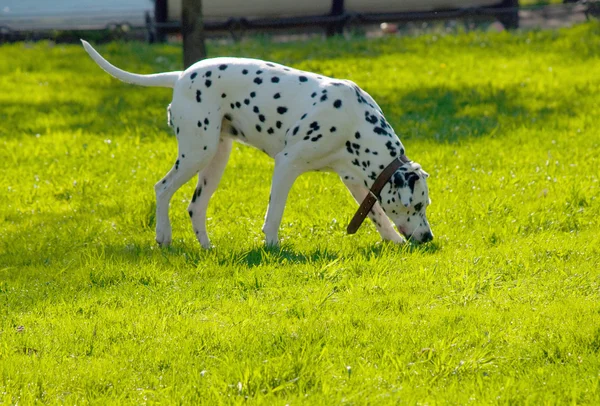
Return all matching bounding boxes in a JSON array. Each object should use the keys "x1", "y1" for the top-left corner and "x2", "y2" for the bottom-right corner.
[
  {"x1": 250, "y1": 91, "x2": 256, "y2": 98},
  {"x1": 254, "y1": 77, "x2": 263, "y2": 85},
  {"x1": 256, "y1": 70, "x2": 263, "y2": 75},
  {"x1": 271, "y1": 77, "x2": 280, "y2": 83},
  {"x1": 365, "y1": 112, "x2": 378, "y2": 124},
  {"x1": 373, "y1": 127, "x2": 388, "y2": 136},
  {"x1": 221, "y1": 93, "x2": 227, "y2": 98},
  {"x1": 330, "y1": 126, "x2": 336, "y2": 132},
  {"x1": 267, "y1": 127, "x2": 274, "y2": 134},
  {"x1": 276, "y1": 121, "x2": 282, "y2": 129},
  {"x1": 219, "y1": 64, "x2": 228, "y2": 70},
  {"x1": 242, "y1": 69, "x2": 248, "y2": 75},
  {"x1": 244, "y1": 99, "x2": 250, "y2": 105},
  {"x1": 299, "y1": 76, "x2": 308, "y2": 82},
  {"x1": 346, "y1": 141, "x2": 353, "y2": 154},
  {"x1": 333, "y1": 99, "x2": 342, "y2": 108},
  {"x1": 406, "y1": 173, "x2": 419, "y2": 193},
  {"x1": 393, "y1": 172, "x2": 405, "y2": 188},
  {"x1": 256, "y1": 124, "x2": 262, "y2": 132},
  {"x1": 196, "y1": 90, "x2": 202, "y2": 103},
  {"x1": 293, "y1": 126, "x2": 299, "y2": 135},
  {"x1": 204, "y1": 118, "x2": 209, "y2": 125},
  {"x1": 224, "y1": 114, "x2": 232, "y2": 121},
  {"x1": 311, "y1": 134, "x2": 322, "y2": 142},
  {"x1": 259, "y1": 114, "x2": 266, "y2": 122},
  {"x1": 205, "y1": 80, "x2": 212, "y2": 88},
  {"x1": 320, "y1": 94, "x2": 328, "y2": 102},
  {"x1": 266, "y1": 63, "x2": 275, "y2": 67},
  {"x1": 385, "y1": 140, "x2": 398, "y2": 157},
  {"x1": 253, "y1": 106, "x2": 260, "y2": 114},
  {"x1": 191, "y1": 72, "x2": 197, "y2": 80},
  {"x1": 235, "y1": 101, "x2": 241, "y2": 108},
  {"x1": 311, "y1": 92, "x2": 317, "y2": 98},
  {"x1": 205, "y1": 71, "x2": 212, "y2": 77},
  {"x1": 192, "y1": 186, "x2": 202, "y2": 202},
  {"x1": 355, "y1": 131, "x2": 361, "y2": 139},
  {"x1": 414, "y1": 202, "x2": 423, "y2": 212},
  {"x1": 277, "y1": 107, "x2": 288, "y2": 114},
  {"x1": 273, "y1": 93, "x2": 281, "y2": 99}
]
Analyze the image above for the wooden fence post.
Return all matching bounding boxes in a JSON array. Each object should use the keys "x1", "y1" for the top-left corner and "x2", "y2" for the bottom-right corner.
[{"x1": 182, "y1": 0, "x2": 207, "y2": 69}]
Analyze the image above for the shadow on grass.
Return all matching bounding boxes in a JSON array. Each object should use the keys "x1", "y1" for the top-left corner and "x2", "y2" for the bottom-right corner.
[
  {"x1": 214, "y1": 244, "x2": 339, "y2": 268},
  {"x1": 79, "y1": 241, "x2": 339, "y2": 269},
  {"x1": 0, "y1": 85, "x2": 170, "y2": 139},
  {"x1": 358, "y1": 239, "x2": 441, "y2": 258},
  {"x1": 96, "y1": 239, "x2": 438, "y2": 269},
  {"x1": 378, "y1": 84, "x2": 573, "y2": 143}
]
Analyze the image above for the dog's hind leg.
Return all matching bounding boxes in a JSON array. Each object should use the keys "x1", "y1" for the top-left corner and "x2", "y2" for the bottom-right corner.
[
  {"x1": 187, "y1": 137, "x2": 232, "y2": 249},
  {"x1": 342, "y1": 179, "x2": 405, "y2": 244},
  {"x1": 154, "y1": 119, "x2": 220, "y2": 247}
]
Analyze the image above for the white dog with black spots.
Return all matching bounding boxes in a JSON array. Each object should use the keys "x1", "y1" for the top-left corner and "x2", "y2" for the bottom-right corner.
[{"x1": 82, "y1": 40, "x2": 433, "y2": 248}]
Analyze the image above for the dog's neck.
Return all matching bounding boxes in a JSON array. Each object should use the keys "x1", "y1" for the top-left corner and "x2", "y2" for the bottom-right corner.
[{"x1": 340, "y1": 133, "x2": 410, "y2": 190}]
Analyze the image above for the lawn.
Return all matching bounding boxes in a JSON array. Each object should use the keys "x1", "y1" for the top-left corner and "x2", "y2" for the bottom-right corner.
[{"x1": 1, "y1": 23, "x2": 599, "y2": 404}]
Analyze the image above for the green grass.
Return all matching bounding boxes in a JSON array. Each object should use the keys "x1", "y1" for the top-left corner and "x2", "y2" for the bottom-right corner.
[{"x1": 1, "y1": 23, "x2": 600, "y2": 404}]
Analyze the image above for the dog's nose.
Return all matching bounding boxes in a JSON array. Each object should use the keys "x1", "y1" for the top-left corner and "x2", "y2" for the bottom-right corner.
[{"x1": 421, "y1": 231, "x2": 433, "y2": 243}]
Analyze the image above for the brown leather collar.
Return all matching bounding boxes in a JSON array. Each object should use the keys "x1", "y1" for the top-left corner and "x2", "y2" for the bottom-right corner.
[{"x1": 347, "y1": 155, "x2": 411, "y2": 234}]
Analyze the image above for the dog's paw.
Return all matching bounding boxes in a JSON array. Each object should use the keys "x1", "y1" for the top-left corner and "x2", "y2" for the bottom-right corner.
[
  {"x1": 199, "y1": 237, "x2": 212, "y2": 250},
  {"x1": 384, "y1": 234, "x2": 406, "y2": 244},
  {"x1": 192, "y1": 229, "x2": 212, "y2": 249},
  {"x1": 264, "y1": 237, "x2": 280, "y2": 248},
  {"x1": 156, "y1": 226, "x2": 172, "y2": 247}
]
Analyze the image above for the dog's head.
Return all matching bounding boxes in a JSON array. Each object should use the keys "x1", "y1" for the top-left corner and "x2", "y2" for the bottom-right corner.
[{"x1": 380, "y1": 161, "x2": 433, "y2": 243}]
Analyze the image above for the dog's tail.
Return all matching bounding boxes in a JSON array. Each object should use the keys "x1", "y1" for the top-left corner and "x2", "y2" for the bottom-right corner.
[{"x1": 81, "y1": 40, "x2": 181, "y2": 88}]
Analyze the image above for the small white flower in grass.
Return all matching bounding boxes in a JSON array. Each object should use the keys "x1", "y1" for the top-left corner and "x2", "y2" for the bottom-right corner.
[
  {"x1": 346, "y1": 365, "x2": 352, "y2": 378},
  {"x1": 200, "y1": 370, "x2": 207, "y2": 377},
  {"x1": 237, "y1": 382, "x2": 243, "y2": 392}
]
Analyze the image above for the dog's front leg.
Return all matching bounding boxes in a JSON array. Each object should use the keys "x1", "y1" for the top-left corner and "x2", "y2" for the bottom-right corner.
[
  {"x1": 262, "y1": 152, "x2": 303, "y2": 246},
  {"x1": 342, "y1": 179, "x2": 405, "y2": 244}
]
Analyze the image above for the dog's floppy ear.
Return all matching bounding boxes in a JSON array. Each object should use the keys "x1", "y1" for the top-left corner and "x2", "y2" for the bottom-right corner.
[
  {"x1": 397, "y1": 169, "x2": 423, "y2": 207},
  {"x1": 393, "y1": 172, "x2": 412, "y2": 207}
]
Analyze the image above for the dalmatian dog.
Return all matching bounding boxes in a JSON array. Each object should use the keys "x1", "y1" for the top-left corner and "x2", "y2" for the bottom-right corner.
[{"x1": 81, "y1": 40, "x2": 433, "y2": 248}]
